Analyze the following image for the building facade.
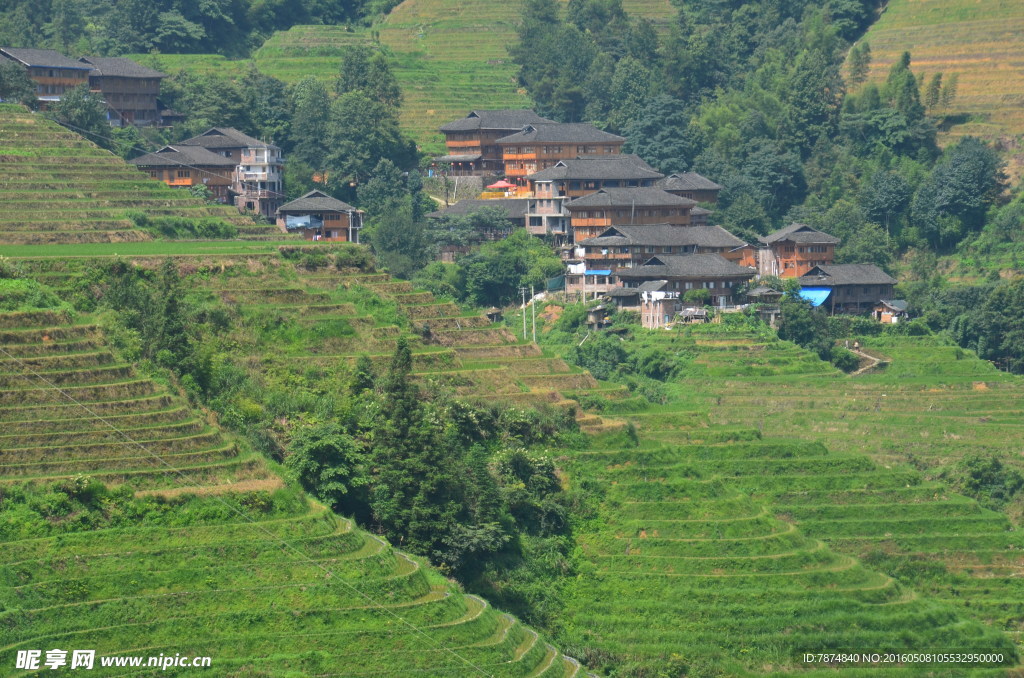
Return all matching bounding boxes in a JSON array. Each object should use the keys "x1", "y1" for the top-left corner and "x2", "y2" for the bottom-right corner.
[
  {"x1": 0, "y1": 47, "x2": 91, "y2": 107},
  {"x1": 616, "y1": 254, "x2": 755, "y2": 307},
  {"x1": 798, "y1": 264, "x2": 897, "y2": 314},
  {"x1": 178, "y1": 128, "x2": 284, "y2": 219},
  {"x1": 523, "y1": 155, "x2": 663, "y2": 243},
  {"x1": 566, "y1": 188, "x2": 697, "y2": 242},
  {"x1": 435, "y1": 109, "x2": 554, "y2": 176},
  {"x1": 758, "y1": 223, "x2": 839, "y2": 277},
  {"x1": 130, "y1": 145, "x2": 236, "y2": 201},
  {"x1": 78, "y1": 56, "x2": 164, "y2": 126},
  {"x1": 277, "y1": 190, "x2": 363, "y2": 242},
  {"x1": 497, "y1": 123, "x2": 626, "y2": 184},
  {"x1": 578, "y1": 223, "x2": 749, "y2": 272},
  {"x1": 656, "y1": 172, "x2": 723, "y2": 203}
]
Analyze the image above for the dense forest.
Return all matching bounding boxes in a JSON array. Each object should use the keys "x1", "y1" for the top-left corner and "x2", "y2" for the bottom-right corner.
[{"x1": 0, "y1": 0, "x2": 398, "y2": 57}]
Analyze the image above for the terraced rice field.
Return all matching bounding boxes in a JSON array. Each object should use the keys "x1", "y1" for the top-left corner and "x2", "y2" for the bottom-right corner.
[
  {"x1": 857, "y1": 0, "x2": 1024, "y2": 172},
  {"x1": 554, "y1": 323, "x2": 1024, "y2": 673},
  {"x1": 253, "y1": 0, "x2": 675, "y2": 151},
  {"x1": 0, "y1": 302, "x2": 589, "y2": 676},
  {"x1": 0, "y1": 105, "x2": 282, "y2": 244}
]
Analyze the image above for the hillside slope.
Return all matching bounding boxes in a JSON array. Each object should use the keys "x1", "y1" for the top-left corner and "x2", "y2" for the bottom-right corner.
[
  {"x1": 0, "y1": 105, "x2": 282, "y2": 244},
  {"x1": 858, "y1": 0, "x2": 1024, "y2": 169},
  {"x1": 256, "y1": 0, "x2": 675, "y2": 151},
  {"x1": 554, "y1": 325, "x2": 1021, "y2": 675},
  {"x1": 0, "y1": 292, "x2": 591, "y2": 677}
]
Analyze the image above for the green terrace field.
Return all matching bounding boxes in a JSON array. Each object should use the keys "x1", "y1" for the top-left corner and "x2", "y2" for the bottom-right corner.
[
  {"x1": 0, "y1": 284, "x2": 593, "y2": 676},
  {"x1": 137, "y1": 0, "x2": 677, "y2": 152},
  {"x1": 0, "y1": 105, "x2": 282, "y2": 245},
  {"x1": 549, "y1": 321, "x2": 1024, "y2": 674},
  {"x1": 7, "y1": 251, "x2": 623, "y2": 435},
  {"x1": 857, "y1": 0, "x2": 1024, "y2": 173}
]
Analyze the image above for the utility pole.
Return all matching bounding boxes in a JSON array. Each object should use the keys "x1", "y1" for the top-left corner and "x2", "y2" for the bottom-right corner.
[
  {"x1": 519, "y1": 286, "x2": 528, "y2": 340},
  {"x1": 531, "y1": 285, "x2": 537, "y2": 343}
]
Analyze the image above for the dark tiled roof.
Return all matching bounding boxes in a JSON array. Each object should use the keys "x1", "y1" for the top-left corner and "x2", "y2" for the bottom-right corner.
[
  {"x1": 799, "y1": 264, "x2": 897, "y2": 286},
  {"x1": 497, "y1": 123, "x2": 625, "y2": 144},
  {"x1": 130, "y1": 145, "x2": 237, "y2": 167},
  {"x1": 0, "y1": 47, "x2": 91, "y2": 70},
  {"x1": 279, "y1": 190, "x2": 358, "y2": 213},
  {"x1": 606, "y1": 287, "x2": 641, "y2": 297},
  {"x1": 879, "y1": 299, "x2": 908, "y2": 311},
  {"x1": 179, "y1": 127, "x2": 279, "y2": 150},
  {"x1": 78, "y1": 56, "x2": 165, "y2": 78},
  {"x1": 433, "y1": 154, "x2": 483, "y2": 163},
  {"x1": 656, "y1": 172, "x2": 723, "y2": 192},
  {"x1": 566, "y1": 187, "x2": 696, "y2": 209},
  {"x1": 426, "y1": 198, "x2": 529, "y2": 220},
  {"x1": 617, "y1": 254, "x2": 755, "y2": 280},
  {"x1": 581, "y1": 224, "x2": 746, "y2": 249},
  {"x1": 637, "y1": 280, "x2": 669, "y2": 292},
  {"x1": 759, "y1": 223, "x2": 840, "y2": 245},
  {"x1": 440, "y1": 109, "x2": 554, "y2": 132},
  {"x1": 527, "y1": 155, "x2": 663, "y2": 182}
]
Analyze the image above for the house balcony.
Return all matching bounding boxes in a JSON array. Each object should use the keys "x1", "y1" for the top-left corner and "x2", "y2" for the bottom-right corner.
[{"x1": 585, "y1": 251, "x2": 634, "y2": 261}]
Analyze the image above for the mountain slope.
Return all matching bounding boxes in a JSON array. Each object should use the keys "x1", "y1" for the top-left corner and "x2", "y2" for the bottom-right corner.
[{"x1": 857, "y1": 0, "x2": 1024, "y2": 173}]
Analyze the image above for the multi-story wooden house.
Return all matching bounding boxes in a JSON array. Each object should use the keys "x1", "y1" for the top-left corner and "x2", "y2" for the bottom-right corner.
[
  {"x1": 78, "y1": 56, "x2": 164, "y2": 127},
  {"x1": 616, "y1": 253, "x2": 755, "y2": 307},
  {"x1": 497, "y1": 123, "x2": 625, "y2": 185},
  {"x1": 177, "y1": 128, "x2": 285, "y2": 219},
  {"x1": 656, "y1": 172, "x2": 723, "y2": 203},
  {"x1": 566, "y1": 187, "x2": 697, "y2": 242},
  {"x1": 435, "y1": 109, "x2": 554, "y2": 176},
  {"x1": 578, "y1": 223, "x2": 750, "y2": 272},
  {"x1": 276, "y1": 190, "x2": 363, "y2": 242},
  {"x1": 0, "y1": 47, "x2": 91, "y2": 108},
  {"x1": 798, "y1": 264, "x2": 897, "y2": 314},
  {"x1": 524, "y1": 155, "x2": 663, "y2": 242},
  {"x1": 757, "y1": 223, "x2": 839, "y2": 277},
  {"x1": 130, "y1": 145, "x2": 237, "y2": 201}
]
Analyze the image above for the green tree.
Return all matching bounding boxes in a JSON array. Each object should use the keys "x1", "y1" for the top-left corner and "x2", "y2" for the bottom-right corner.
[
  {"x1": 288, "y1": 76, "x2": 331, "y2": 169},
  {"x1": 44, "y1": 0, "x2": 85, "y2": 52},
  {"x1": 49, "y1": 84, "x2": 110, "y2": 150},
  {"x1": 460, "y1": 230, "x2": 564, "y2": 307},
  {"x1": 924, "y1": 72, "x2": 942, "y2": 110},
  {"x1": 285, "y1": 422, "x2": 367, "y2": 510},
  {"x1": 861, "y1": 170, "x2": 911, "y2": 234},
  {"x1": 334, "y1": 45, "x2": 402, "y2": 110},
  {"x1": 324, "y1": 90, "x2": 416, "y2": 192},
  {"x1": 0, "y1": 59, "x2": 36, "y2": 108},
  {"x1": 940, "y1": 72, "x2": 958, "y2": 108},
  {"x1": 847, "y1": 42, "x2": 871, "y2": 87}
]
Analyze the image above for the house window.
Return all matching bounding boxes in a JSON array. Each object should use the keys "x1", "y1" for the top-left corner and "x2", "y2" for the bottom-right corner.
[
  {"x1": 685, "y1": 282, "x2": 694, "y2": 290},
  {"x1": 177, "y1": 170, "x2": 190, "y2": 178},
  {"x1": 645, "y1": 246, "x2": 655, "y2": 253},
  {"x1": 325, "y1": 213, "x2": 340, "y2": 221},
  {"x1": 522, "y1": 146, "x2": 534, "y2": 153},
  {"x1": 149, "y1": 171, "x2": 158, "y2": 178},
  {"x1": 584, "y1": 181, "x2": 597, "y2": 189}
]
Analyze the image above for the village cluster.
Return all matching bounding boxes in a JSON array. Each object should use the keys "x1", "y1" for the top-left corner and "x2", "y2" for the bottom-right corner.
[{"x1": 0, "y1": 47, "x2": 906, "y2": 329}]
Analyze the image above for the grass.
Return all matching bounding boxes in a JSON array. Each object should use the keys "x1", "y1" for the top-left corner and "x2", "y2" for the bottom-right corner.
[
  {"x1": 136, "y1": 0, "x2": 677, "y2": 152},
  {"x1": 855, "y1": 0, "x2": 1024, "y2": 177},
  {"x1": 541, "y1": 321, "x2": 1024, "y2": 673},
  {"x1": 0, "y1": 105, "x2": 285, "y2": 244},
  {"x1": 0, "y1": 285, "x2": 585, "y2": 676}
]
